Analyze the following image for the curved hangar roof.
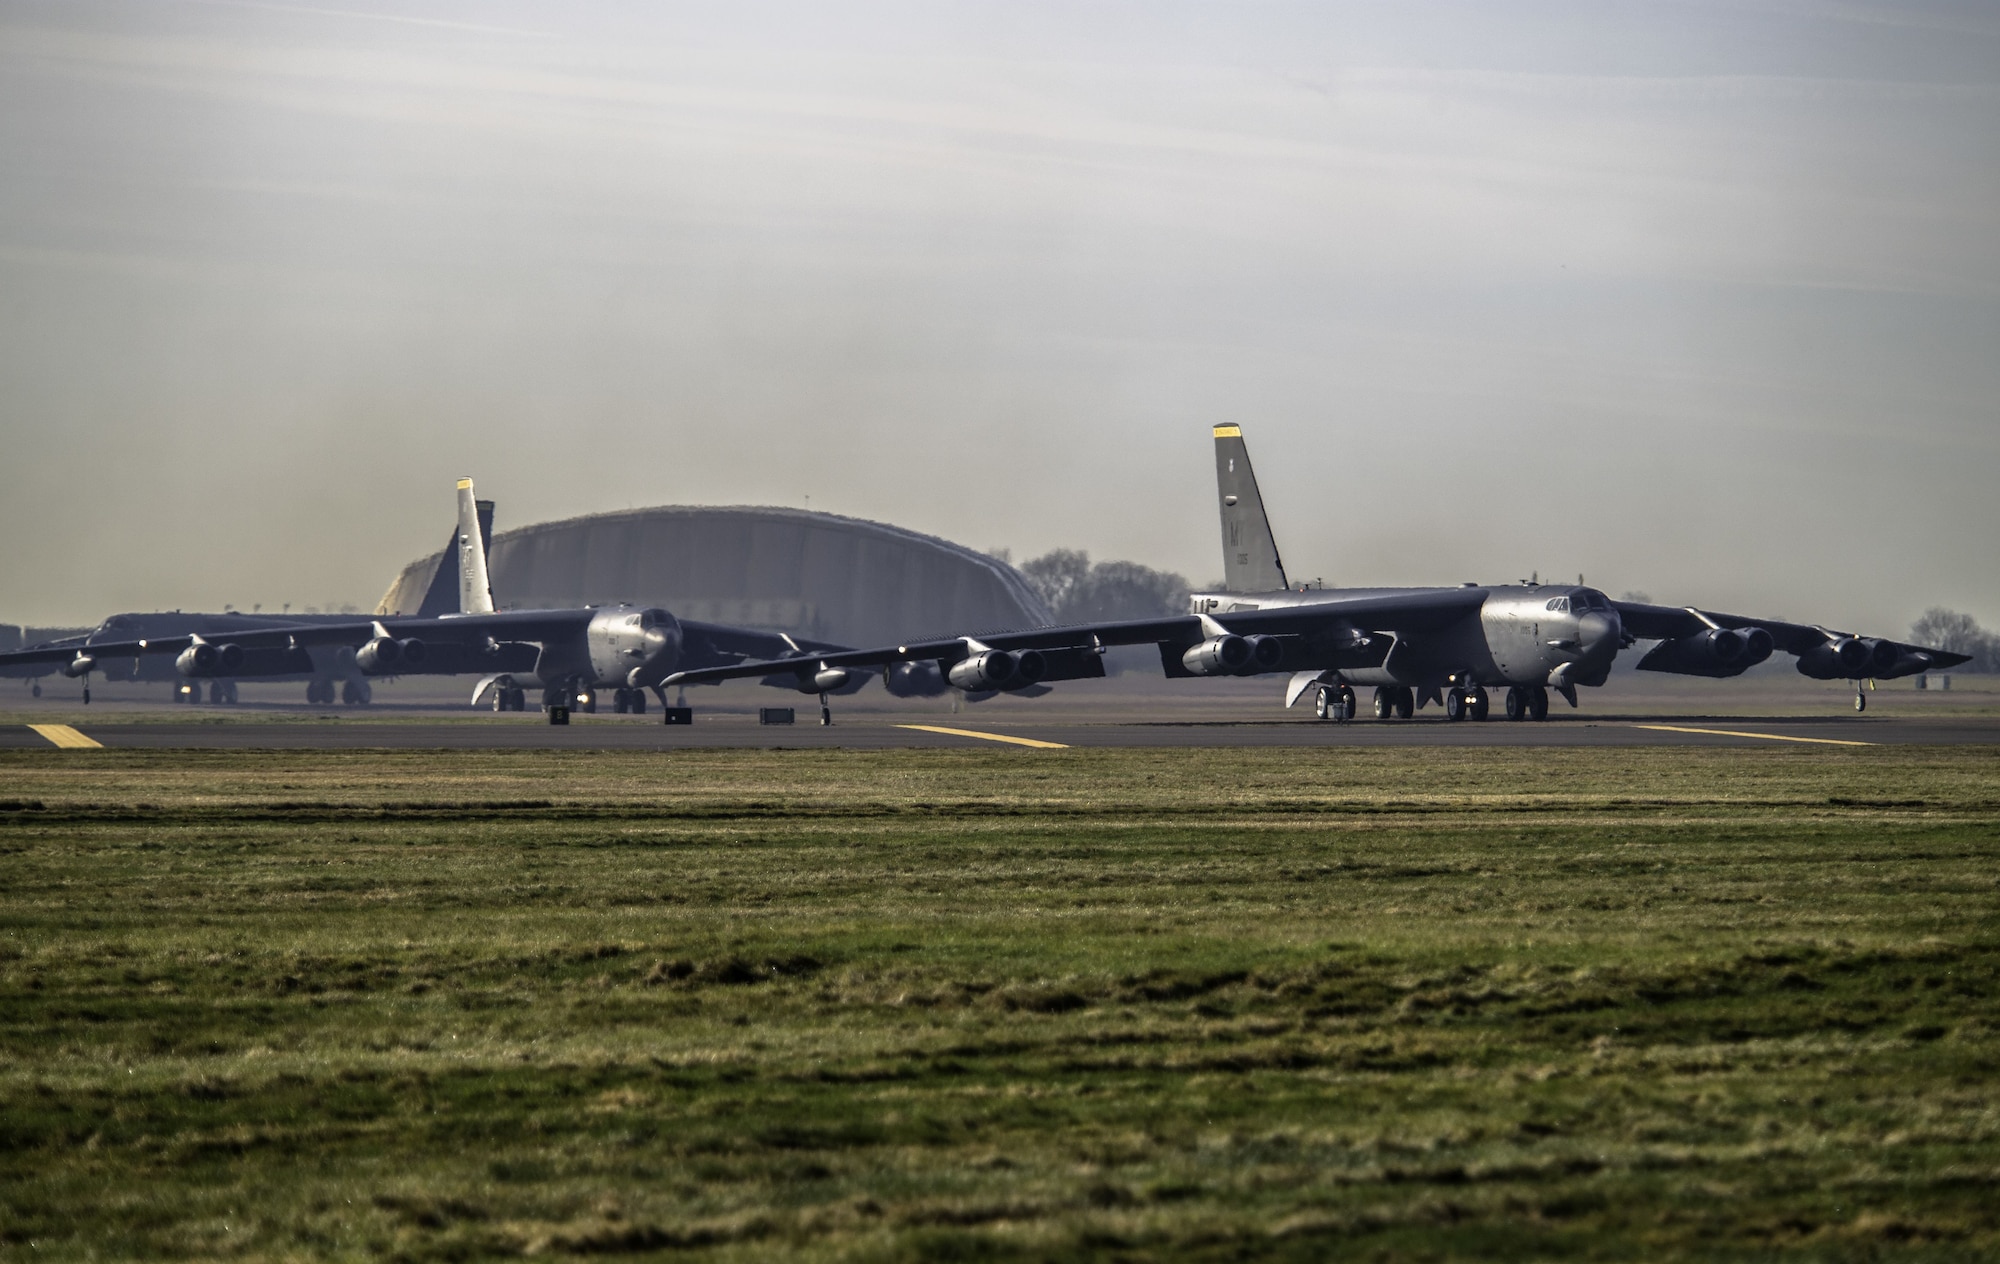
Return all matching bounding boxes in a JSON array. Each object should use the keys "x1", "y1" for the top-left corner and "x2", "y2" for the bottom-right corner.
[{"x1": 377, "y1": 505, "x2": 1052, "y2": 648}]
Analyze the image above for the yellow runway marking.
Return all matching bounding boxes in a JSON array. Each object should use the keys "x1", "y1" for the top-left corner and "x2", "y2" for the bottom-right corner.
[
  {"x1": 1631, "y1": 724, "x2": 1874, "y2": 748},
  {"x1": 28, "y1": 724, "x2": 103, "y2": 749},
  {"x1": 895, "y1": 724, "x2": 1069, "y2": 750}
]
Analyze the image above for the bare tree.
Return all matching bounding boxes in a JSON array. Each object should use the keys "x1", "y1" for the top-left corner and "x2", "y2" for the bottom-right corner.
[
  {"x1": 1017, "y1": 549, "x2": 1190, "y2": 623},
  {"x1": 1018, "y1": 549, "x2": 1092, "y2": 616},
  {"x1": 1067, "y1": 560, "x2": 1191, "y2": 623},
  {"x1": 1910, "y1": 607, "x2": 1997, "y2": 672}
]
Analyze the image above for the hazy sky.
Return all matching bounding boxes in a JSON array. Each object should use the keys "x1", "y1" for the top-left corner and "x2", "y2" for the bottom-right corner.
[{"x1": 2, "y1": 0, "x2": 1995, "y2": 632}]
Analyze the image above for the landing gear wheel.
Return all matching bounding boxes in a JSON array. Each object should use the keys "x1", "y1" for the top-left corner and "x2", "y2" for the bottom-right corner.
[
  {"x1": 209, "y1": 682, "x2": 226, "y2": 705},
  {"x1": 506, "y1": 687, "x2": 526, "y2": 712},
  {"x1": 612, "y1": 688, "x2": 631, "y2": 714},
  {"x1": 491, "y1": 687, "x2": 509, "y2": 712},
  {"x1": 1855, "y1": 689, "x2": 1867, "y2": 713},
  {"x1": 629, "y1": 689, "x2": 646, "y2": 715},
  {"x1": 1373, "y1": 686, "x2": 1395, "y2": 720},
  {"x1": 341, "y1": 680, "x2": 370, "y2": 706},
  {"x1": 1505, "y1": 687, "x2": 1526, "y2": 721},
  {"x1": 1315, "y1": 685, "x2": 1332, "y2": 720},
  {"x1": 1394, "y1": 687, "x2": 1414, "y2": 719},
  {"x1": 1467, "y1": 687, "x2": 1490, "y2": 721},
  {"x1": 1528, "y1": 686, "x2": 1549, "y2": 722},
  {"x1": 1445, "y1": 690, "x2": 1467, "y2": 721},
  {"x1": 1335, "y1": 685, "x2": 1356, "y2": 721}
]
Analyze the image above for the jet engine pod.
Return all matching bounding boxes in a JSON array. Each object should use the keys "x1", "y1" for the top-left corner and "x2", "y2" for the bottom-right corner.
[
  {"x1": 1244, "y1": 635, "x2": 1285, "y2": 672},
  {"x1": 1859, "y1": 637, "x2": 1899, "y2": 674},
  {"x1": 947, "y1": 650, "x2": 1012, "y2": 691},
  {"x1": 397, "y1": 638, "x2": 427, "y2": 667},
  {"x1": 1795, "y1": 635, "x2": 1896, "y2": 679},
  {"x1": 945, "y1": 649, "x2": 1047, "y2": 691},
  {"x1": 1182, "y1": 634, "x2": 1252, "y2": 676},
  {"x1": 175, "y1": 642, "x2": 244, "y2": 676},
  {"x1": 1738, "y1": 626, "x2": 1775, "y2": 666},
  {"x1": 883, "y1": 661, "x2": 948, "y2": 697},
  {"x1": 1637, "y1": 626, "x2": 1774, "y2": 678},
  {"x1": 354, "y1": 636, "x2": 403, "y2": 674}
]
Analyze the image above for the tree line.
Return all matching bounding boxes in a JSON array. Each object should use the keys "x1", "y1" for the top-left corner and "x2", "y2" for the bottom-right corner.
[{"x1": 998, "y1": 548, "x2": 1193, "y2": 624}]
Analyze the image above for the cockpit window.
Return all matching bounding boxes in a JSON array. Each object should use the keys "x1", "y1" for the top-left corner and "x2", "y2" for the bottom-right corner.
[{"x1": 1546, "y1": 597, "x2": 1569, "y2": 613}]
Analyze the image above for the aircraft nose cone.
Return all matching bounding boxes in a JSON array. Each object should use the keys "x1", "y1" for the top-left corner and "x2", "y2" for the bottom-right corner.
[
  {"x1": 1577, "y1": 610, "x2": 1621, "y2": 661},
  {"x1": 626, "y1": 628, "x2": 680, "y2": 687}
]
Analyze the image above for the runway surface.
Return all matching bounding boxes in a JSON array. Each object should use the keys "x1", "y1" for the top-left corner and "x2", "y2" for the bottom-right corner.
[{"x1": 7, "y1": 713, "x2": 1996, "y2": 750}]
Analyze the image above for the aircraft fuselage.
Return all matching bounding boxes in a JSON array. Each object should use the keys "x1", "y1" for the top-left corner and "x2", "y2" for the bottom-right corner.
[{"x1": 1190, "y1": 583, "x2": 1623, "y2": 691}]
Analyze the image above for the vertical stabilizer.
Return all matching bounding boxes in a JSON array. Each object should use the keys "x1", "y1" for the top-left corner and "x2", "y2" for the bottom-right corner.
[
  {"x1": 456, "y1": 478, "x2": 496, "y2": 615},
  {"x1": 413, "y1": 498, "x2": 493, "y2": 618},
  {"x1": 1213, "y1": 425, "x2": 1288, "y2": 592}
]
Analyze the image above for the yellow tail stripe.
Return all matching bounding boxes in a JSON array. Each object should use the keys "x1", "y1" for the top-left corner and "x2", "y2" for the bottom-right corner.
[
  {"x1": 1212, "y1": 424, "x2": 1242, "y2": 438},
  {"x1": 1630, "y1": 724, "x2": 1874, "y2": 748},
  {"x1": 29, "y1": 724, "x2": 103, "y2": 749},
  {"x1": 895, "y1": 724, "x2": 1068, "y2": 750}
]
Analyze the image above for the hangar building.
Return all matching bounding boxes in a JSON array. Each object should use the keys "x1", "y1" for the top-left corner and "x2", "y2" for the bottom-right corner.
[{"x1": 376, "y1": 505, "x2": 1052, "y2": 647}]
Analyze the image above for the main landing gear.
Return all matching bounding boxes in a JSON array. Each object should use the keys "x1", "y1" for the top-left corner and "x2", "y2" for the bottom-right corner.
[
  {"x1": 1315, "y1": 684, "x2": 1357, "y2": 721},
  {"x1": 1503, "y1": 685, "x2": 1550, "y2": 722},
  {"x1": 489, "y1": 685, "x2": 527, "y2": 712},
  {"x1": 1371, "y1": 686, "x2": 1416, "y2": 720},
  {"x1": 611, "y1": 687, "x2": 648, "y2": 714}
]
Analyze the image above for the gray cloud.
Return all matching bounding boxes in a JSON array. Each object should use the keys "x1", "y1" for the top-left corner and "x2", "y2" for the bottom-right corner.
[{"x1": 1, "y1": 0, "x2": 1993, "y2": 633}]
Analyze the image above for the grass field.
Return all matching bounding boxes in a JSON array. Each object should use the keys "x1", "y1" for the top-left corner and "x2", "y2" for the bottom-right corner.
[{"x1": 2, "y1": 745, "x2": 1997, "y2": 1261}]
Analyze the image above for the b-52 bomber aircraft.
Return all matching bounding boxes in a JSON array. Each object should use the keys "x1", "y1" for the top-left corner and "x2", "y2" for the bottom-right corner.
[
  {"x1": 663, "y1": 426, "x2": 1969, "y2": 722},
  {"x1": 2, "y1": 500, "x2": 505, "y2": 707},
  {"x1": 0, "y1": 479, "x2": 852, "y2": 722}
]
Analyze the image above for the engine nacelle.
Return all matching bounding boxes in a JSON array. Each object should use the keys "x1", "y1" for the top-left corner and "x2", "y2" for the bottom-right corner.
[
  {"x1": 1244, "y1": 635, "x2": 1285, "y2": 671},
  {"x1": 797, "y1": 668, "x2": 851, "y2": 693},
  {"x1": 1796, "y1": 635, "x2": 1898, "y2": 680},
  {"x1": 882, "y1": 661, "x2": 949, "y2": 697},
  {"x1": 354, "y1": 636, "x2": 402, "y2": 674},
  {"x1": 1636, "y1": 626, "x2": 1774, "y2": 679},
  {"x1": 176, "y1": 642, "x2": 244, "y2": 677},
  {"x1": 946, "y1": 649, "x2": 1046, "y2": 691},
  {"x1": 397, "y1": 638, "x2": 427, "y2": 667},
  {"x1": 1182, "y1": 635, "x2": 1251, "y2": 675},
  {"x1": 61, "y1": 654, "x2": 96, "y2": 678}
]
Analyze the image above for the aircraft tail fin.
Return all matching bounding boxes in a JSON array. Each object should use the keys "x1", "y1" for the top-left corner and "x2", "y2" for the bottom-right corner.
[
  {"x1": 455, "y1": 478, "x2": 496, "y2": 615},
  {"x1": 1213, "y1": 425, "x2": 1288, "y2": 592},
  {"x1": 414, "y1": 494, "x2": 494, "y2": 618}
]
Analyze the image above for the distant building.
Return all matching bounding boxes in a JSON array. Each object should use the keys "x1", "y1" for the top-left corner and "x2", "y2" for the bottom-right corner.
[{"x1": 376, "y1": 505, "x2": 1052, "y2": 647}]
